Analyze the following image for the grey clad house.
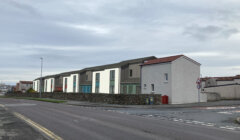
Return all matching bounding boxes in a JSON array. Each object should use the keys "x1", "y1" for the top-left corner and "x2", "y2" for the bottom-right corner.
[
  {"x1": 79, "y1": 69, "x2": 93, "y2": 93},
  {"x1": 120, "y1": 56, "x2": 156, "y2": 94}
]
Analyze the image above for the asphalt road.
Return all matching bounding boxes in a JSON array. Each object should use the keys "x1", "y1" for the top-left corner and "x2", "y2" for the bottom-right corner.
[
  {"x1": 1, "y1": 98, "x2": 240, "y2": 140},
  {"x1": 0, "y1": 104, "x2": 46, "y2": 140}
]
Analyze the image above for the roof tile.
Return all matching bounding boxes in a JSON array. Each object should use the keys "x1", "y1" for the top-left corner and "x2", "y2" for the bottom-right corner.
[{"x1": 142, "y1": 55, "x2": 184, "y2": 66}]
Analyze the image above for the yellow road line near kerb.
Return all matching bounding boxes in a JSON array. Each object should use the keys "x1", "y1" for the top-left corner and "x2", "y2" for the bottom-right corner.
[
  {"x1": 0, "y1": 104, "x2": 5, "y2": 108},
  {"x1": 13, "y1": 112, "x2": 63, "y2": 140}
]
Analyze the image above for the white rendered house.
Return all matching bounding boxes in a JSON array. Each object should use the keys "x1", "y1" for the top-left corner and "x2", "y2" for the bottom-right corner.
[
  {"x1": 44, "y1": 78, "x2": 55, "y2": 92},
  {"x1": 92, "y1": 68, "x2": 121, "y2": 94},
  {"x1": 141, "y1": 55, "x2": 207, "y2": 104},
  {"x1": 62, "y1": 74, "x2": 79, "y2": 93}
]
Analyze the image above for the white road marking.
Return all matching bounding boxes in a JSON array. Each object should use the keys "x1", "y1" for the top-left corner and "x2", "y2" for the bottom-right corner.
[
  {"x1": 4, "y1": 103, "x2": 36, "y2": 107},
  {"x1": 206, "y1": 107, "x2": 236, "y2": 110},
  {"x1": 218, "y1": 111, "x2": 233, "y2": 115}
]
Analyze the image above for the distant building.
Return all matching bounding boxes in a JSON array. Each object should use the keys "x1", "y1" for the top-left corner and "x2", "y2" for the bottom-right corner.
[
  {"x1": 0, "y1": 83, "x2": 12, "y2": 94},
  {"x1": 201, "y1": 75, "x2": 240, "y2": 88},
  {"x1": 16, "y1": 81, "x2": 33, "y2": 93},
  {"x1": 201, "y1": 75, "x2": 240, "y2": 100}
]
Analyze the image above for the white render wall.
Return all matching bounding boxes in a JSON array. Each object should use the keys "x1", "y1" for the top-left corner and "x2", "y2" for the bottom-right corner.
[
  {"x1": 62, "y1": 74, "x2": 79, "y2": 93},
  {"x1": 141, "y1": 56, "x2": 207, "y2": 104},
  {"x1": 44, "y1": 78, "x2": 55, "y2": 92},
  {"x1": 92, "y1": 68, "x2": 120, "y2": 94},
  {"x1": 204, "y1": 85, "x2": 240, "y2": 99},
  {"x1": 141, "y1": 63, "x2": 172, "y2": 101},
  {"x1": 171, "y1": 56, "x2": 207, "y2": 104},
  {"x1": 217, "y1": 81, "x2": 237, "y2": 85},
  {"x1": 33, "y1": 80, "x2": 40, "y2": 92}
]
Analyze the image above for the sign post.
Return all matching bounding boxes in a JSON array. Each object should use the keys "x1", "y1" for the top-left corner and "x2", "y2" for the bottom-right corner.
[{"x1": 196, "y1": 78, "x2": 201, "y2": 103}]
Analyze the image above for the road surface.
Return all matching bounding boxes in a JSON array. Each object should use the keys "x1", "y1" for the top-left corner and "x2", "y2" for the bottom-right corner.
[{"x1": 0, "y1": 98, "x2": 240, "y2": 140}]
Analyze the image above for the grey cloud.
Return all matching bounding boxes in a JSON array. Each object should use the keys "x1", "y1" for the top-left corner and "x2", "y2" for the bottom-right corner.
[
  {"x1": 0, "y1": 19, "x2": 114, "y2": 46},
  {"x1": 183, "y1": 25, "x2": 239, "y2": 40},
  {"x1": 2, "y1": 0, "x2": 240, "y2": 84}
]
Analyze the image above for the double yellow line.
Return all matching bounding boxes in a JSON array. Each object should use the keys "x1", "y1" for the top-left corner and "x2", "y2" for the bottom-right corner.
[
  {"x1": 13, "y1": 112, "x2": 63, "y2": 140},
  {"x1": 0, "y1": 104, "x2": 62, "y2": 140}
]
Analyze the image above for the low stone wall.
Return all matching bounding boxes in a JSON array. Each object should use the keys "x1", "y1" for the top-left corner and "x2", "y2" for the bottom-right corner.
[
  {"x1": 203, "y1": 84, "x2": 240, "y2": 100},
  {"x1": 204, "y1": 92, "x2": 221, "y2": 102},
  {"x1": 6, "y1": 93, "x2": 162, "y2": 105}
]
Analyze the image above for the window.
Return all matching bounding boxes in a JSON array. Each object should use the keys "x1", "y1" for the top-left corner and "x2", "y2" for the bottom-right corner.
[
  {"x1": 73, "y1": 75, "x2": 76, "y2": 93},
  {"x1": 109, "y1": 70, "x2": 115, "y2": 94},
  {"x1": 95, "y1": 73, "x2": 100, "y2": 93},
  {"x1": 144, "y1": 84, "x2": 147, "y2": 89},
  {"x1": 51, "y1": 79, "x2": 53, "y2": 92},
  {"x1": 110, "y1": 85, "x2": 114, "y2": 94},
  {"x1": 129, "y1": 85, "x2": 133, "y2": 94},
  {"x1": 64, "y1": 78, "x2": 67, "y2": 92},
  {"x1": 96, "y1": 73, "x2": 100, "y2": 81},
  {"x1": 165, "y1": 73, "x2": 168, "y2": 81},
  {"x1": 110, "y1": 70, "x2": 115, "y2": 81},
  {"x1": 129, "y1": 69, "x2": 133, "y2": 77},
  {"x1": 86, "y1": 75, "x2": 88, "y2": 81},
  {"x1": 37, "y1": 81, "x2": 38, "y2": 91},
  {"x1": 45, "y1": 80, "x2": 47, "y2": 92},
  {"x1": 151, "y1": 84, "x2": 154, "y2": 92}
]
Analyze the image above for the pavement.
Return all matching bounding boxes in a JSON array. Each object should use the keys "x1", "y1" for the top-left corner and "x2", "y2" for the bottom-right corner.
[
  {"x1": 0, "y1": 98, "x2": 240, "y2": 140},
  {"x1": 0, "y1": 105, "x2": 47, "y2": 140},
  {"x1": 66, "y1": 100, "x2": 240, "y2": 109}
]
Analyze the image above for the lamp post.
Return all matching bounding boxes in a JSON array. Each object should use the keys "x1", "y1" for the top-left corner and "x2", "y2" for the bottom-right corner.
[{"x1": 40, "y1": 57, "x2": 43, "y2": 98}]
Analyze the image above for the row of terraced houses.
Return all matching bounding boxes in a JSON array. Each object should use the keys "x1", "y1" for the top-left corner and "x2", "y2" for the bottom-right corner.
[{"x1": 33, "y1": 55, "x2": 207, "y2": 104}]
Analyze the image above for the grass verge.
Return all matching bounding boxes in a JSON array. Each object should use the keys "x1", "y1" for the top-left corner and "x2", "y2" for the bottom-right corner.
[{"x1": 0, "y1": 96, "x2": 66, "y2": 103}]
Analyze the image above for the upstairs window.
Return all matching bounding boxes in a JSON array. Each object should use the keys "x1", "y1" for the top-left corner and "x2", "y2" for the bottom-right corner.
[
  {"x1": 110, "y1": 70, "x2": 115, "y2": 81},
  {"x1": 96, "y1": 73, "x2": 100, "y2": 82},
  {"x1": 165, "y1": 73, "x2": 168, "y2": 81},
  {"x1": 129, "y1": 69, "x2": 133, "y2": 77}
]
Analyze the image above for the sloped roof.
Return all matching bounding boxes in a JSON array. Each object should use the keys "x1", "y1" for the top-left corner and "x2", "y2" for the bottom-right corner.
[
  {"x1": 20, "y1": 81, "x2": 33, "y2": 84},
  {"x1": 34, "y1": 56, "x2": 156, "y2": 80},
  {"x1": 142, "y1": 55, "x2": 184, "y2": 66},
  {"x1": 201, "y1": 75, "x2": 240, "y2": 82}
]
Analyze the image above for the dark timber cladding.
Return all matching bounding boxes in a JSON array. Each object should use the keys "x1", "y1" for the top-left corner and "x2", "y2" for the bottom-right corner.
[
  {"x1": 120, "y1": 56, "x2": 156, "y2": 94},
  {"x1": 79, "y1": 70, "x2": 92, "y2": 93}
]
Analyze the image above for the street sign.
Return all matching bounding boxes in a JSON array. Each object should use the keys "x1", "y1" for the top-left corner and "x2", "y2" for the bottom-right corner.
[
  {"x1": 196, "y1": 78, "x2": 201, "y2": 103},
  {"x1": 196, "y1": 78, "x2": 201, "y2": 89}
]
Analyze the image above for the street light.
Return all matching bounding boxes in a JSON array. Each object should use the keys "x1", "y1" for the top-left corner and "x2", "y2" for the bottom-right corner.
[{"x1": 40, "y1": 57, "x2": 43, "y2": 98}]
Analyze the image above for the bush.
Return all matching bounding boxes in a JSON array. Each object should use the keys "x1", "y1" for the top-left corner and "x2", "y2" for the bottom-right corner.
[{"x1": 26, "y1": 88, "x2": 36, "y2": 93}]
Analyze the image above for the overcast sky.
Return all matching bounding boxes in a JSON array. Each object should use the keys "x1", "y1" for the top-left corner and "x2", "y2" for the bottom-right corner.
[{"x1": 1, "y1": 0, "x2": 240, "y2": 84}]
